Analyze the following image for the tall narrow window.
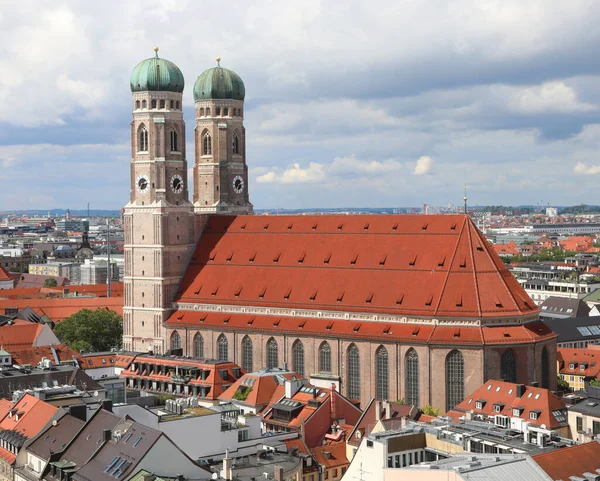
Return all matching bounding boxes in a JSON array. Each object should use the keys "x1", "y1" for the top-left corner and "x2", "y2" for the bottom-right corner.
[
  {"x1": 541, "y1": 346, "x2": 549, "y2": 389},
  {"x1": 376, "y1": 346, "x2": 389, "y2": 400},
  {"x1": 206, "y1": 107, "x2": 210, "y2": 116},
  {"x1": 142, "y1": 99, "x2": 147, "y2": 109},
  {"x1": 500, "y1": 349, "x2": 516, "y2": 383},
  {"x1": 176, "y1": 101, "x2": 180, "y2": 109},
  {"x1": 292, "y1": 340, "x2": 304, "y2": 377},
  {"x1": 319, "y1": 341, "x2": 332, "y2": 374},
  {"x1": 194, "y1": 333, "x2": 204, "y2": 358},
  {"x1": 170, "y1": 100, "x2": 174, "y2": 109},
  {"x1": 217, "y1": 334, "x2": 228, "y2": 362},
  {"x1": 405, "y1": 348, "x2": 419, "y2": 407},
  {"x1": 347, "y1": 344, "x2": 360, "y2": 400},
  {"x1": 159, "y1": 99, "x2": 165, "y2": 109},
  {"x1": 267, "y1": 338, "x2": 278, "y2": 369},
  {"x1": 446, "y1": 350, "x2": 464, "y2": 411},
  {"x1": 135, "y1": 100, "x2": 140, "y2": 109},
  {"x1": 170, "y1": 129, "x2": 178, "y2": 152},
  {"x1": 242, "y1": 336, "x2": 253, "y2": 372},
  {"x1": 170, "y1": 331, "x2": 181, "y2": 350},
  {"x1": 200, "y1": 107, "x2": 205, "y2": 116},
  {"x1": 223, "y1": 107, "x2": 229, "y2": 116},
  {"x1": 203, "y1": 133, "x2": 212, "y2": 155},
  {"x1": 233, "y1": 134, "x2": 240, "y2": 155},
  {"x1": 151, "y1": 99, "x2": 157, "y2": 109},
  {"x1": 138, "y1": 125, "x2": 148, "y2": 152}
]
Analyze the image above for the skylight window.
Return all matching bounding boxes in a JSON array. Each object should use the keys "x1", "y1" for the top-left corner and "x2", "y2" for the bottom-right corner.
[
  {"x1": 577, "y1": 327, "x2": 592, "y2": 336},
  {"x1": 590, "y1": 326, "x2": 600, "y2": 335},
  {"x1": 133, "y1": 436, "x2": 142, "y2": 447},
  {"x1": 105, "y1": 457, "x2": 120, "y2": 473}
]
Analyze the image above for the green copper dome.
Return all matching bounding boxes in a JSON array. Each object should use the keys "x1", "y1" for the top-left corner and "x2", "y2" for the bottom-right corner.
[
  {"x1": 130, "y1": 48, "x2": 185, "y2": 93},
  {"x1": 193, "y1": 60, "x2": 245, "y2": 101}
]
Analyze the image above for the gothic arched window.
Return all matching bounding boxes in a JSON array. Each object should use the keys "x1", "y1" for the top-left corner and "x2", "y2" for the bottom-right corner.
[
  {"x1": 319, "y1": 341, "x2": 332, "y2": 374},
  {"x1": 347, "y1": 344, "x2": 360, "y2": 400},
  {"x1": 375, "y1": 346, "x2": 389, "y2": 400},
  {"x1": 135, "y1": 100, "x2": 140, "y2": 109},
  {"x1": 446, "y1": 350, "x2": 464, "y2": 411},
  {"x1": 170, "y1": 129, "x2": 178, "y2": 152},
  {"x1": 176, "y1": 101, "x2": 180, "y2": 109},
  {"x1": 159, "y1": 99, "x2": 165, "y2": 109},
  {"x1": 151, "y1": 99, "x2": 157, "y2": 109},
  {"x1": 500, "y1": 349, "x2": 517, "y2": 383},
  {"x1": 405, "y1": 348, "x2": 419, "y2": 407},
  {"x1": 217, "y1": 334, "x2": 228, "y2": 362},
  {"x1": 541, "y1": 346, "x2": 549, "y2": 388},
  {"x1": 203, "y1": 133, "x2": 212, "y2": 155},
  {"x1": 193, "y1": 333, "x2": 204, "y2": 358},
  {"x1": 170, "y1": 100, "x2": 174, "y2": 109},
  {"x1": 241, "y1": 336, "x2": 253, "y2": 372},
  {"x1": 138, "y1": 125, "x2": 148, "y2": 152},
  {"x1": 170, "y1": 331, "x2": 181, "y2": 350},
  {"x1": 267, "y1": 338, "x2": 278, "y2": 369},
  {"x1": 200, "y1": 107, "x2": 205, "y2": 116},
  {"x1": 233, "y1": 134, "x2": 240, "y2": 155},
  {"x1": 292, "y1": 340, "x2": 304, "y2": 377},
  {"x1": 142, "y1": 99, "x2": 147, "y2": 109},
  {"x1": 205, "y1": 107, "x2": 210, "y2": 116}
]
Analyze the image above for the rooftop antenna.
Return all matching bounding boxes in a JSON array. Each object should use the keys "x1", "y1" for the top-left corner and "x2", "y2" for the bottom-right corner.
[
  {"x1": 464, "y1": 184, "x2": 469, "y2": 215},
  {"x1": 106, "y1": 219, "x2": 111, "y2": 298}
]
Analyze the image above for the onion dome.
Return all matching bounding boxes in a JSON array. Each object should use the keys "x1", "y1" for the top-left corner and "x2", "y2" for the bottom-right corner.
[
  {"x1": 130, "y1": 48, "x2": 185, "y2": 93},
  {"x1": 193, "y1": 58, "x2": 245, "y2": 101}
]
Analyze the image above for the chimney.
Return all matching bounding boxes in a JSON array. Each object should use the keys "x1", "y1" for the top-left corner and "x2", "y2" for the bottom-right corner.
[
  {"x1": 68, "y1": 404, "x2": 87, "y2": 422},
  {"x1": 330, "y1": 383, "x2": 337, "y2": 420},
  {"x1": 516, "y1": 384, "x2": 526, "y2": 398},
  {"x1": 375, "y1": 401, "x2": 382, "y2": 422},
  {"x1": 222, "y1": 449, "x2": 233, "y2": 480},
  {"x1": 273, "y1": 466, "x2": 284, "y2": 481},
  {"x1": 531, "y1": 381, "x2": 539, "y2": 388},
  {"x1": 102, "y1": 429, "x2": 111, "y2": 442},
  {"x1": 284, "y1": 379, "x2": 302, "y2": 399},
  {"x1": 102, "y1": 400, "x2": 113, "y2": 412},
  {"x1": 383, "y1": 401, "x2": 392, "y2": 420}
]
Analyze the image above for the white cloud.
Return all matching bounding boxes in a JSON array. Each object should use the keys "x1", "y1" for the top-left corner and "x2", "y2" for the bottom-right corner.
[
  {"x1": 413, "y1": 156, "x2": 434, "y2": 175},
  {"x1": 258, "y1": 162, "x2": 326, "y2": 184},
  {"x1": 574, "y1": 162, "x2": 600, "y2": 175},
  {"x1": 256, "y1": 171, "x2": 277, "y2": 183},
  {"x1": 508, "y1": 81, "x2": 596, "y2": 114}
]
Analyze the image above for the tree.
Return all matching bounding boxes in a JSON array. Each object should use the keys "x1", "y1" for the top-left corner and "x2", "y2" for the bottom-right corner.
[
  {"x1": 43, "y1": 278, "x2": 58, "y2": 287},
  {"x1": 421, "y1": 405, "x2": 440, "y2": 416},
  {"x1": 590, "y1": 378, "x2": 600, "y2": 387},
  {"x1": 557, "y1": 375, "x2": 571, "y2": 392},
  {"x1": 54, "y1": 308, "x2": 123, "y2": 353}
]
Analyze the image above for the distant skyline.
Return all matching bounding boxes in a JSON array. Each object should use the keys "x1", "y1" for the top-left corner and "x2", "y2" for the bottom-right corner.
[{"x1": 2, "y1": 1, "x2": 600, "y2": 210}]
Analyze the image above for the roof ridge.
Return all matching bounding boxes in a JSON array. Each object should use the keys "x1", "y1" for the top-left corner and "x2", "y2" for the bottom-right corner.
[{"x1": 465, "y1": 217, "x2": 483, "y2": 317}]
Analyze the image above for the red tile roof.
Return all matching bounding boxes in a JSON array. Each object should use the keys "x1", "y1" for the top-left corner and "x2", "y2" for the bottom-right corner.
[
  {"x1": 0, "y1": 297, "x2": 123, "y2": 322},
  {"x1": 557, "y1": 348, "x2": 600, "y2": 378},
  {"x1": 0, "y1": 393, "x2": 58, "y2": 438},
  {"x1": 219, "y1": 370, "x2": 300, "y2": 409},
  {"x1": 0, "y1": 266, "x2": 11, "y2": 282},
  {"x1": 533, "y1": 441, "x2": 600, "y2": 481},
  {"x1": 10, "y1": 344, "x2": 80, "y2": 366},
  {"x1": 174, "y1": 215, "x2": 537, "y2": 319},
  {"x1": 167, "y1": 312, "x2": 555, "y2": 347},
  {"x1": 81, "y1": 353, "x2": 117, "y2": 369},
  {"x1": 0, "y1": 320, "x2": 46, "y2": 349},
  {"x1": 13, "y1": 274, "x2": 69, "y2": 289},
  {"x1": 453, "y1": 380, "x2": 567, "y2": 429},
  {"x1": 310, "y1": 441, "x2": 349, "y2": 469}
]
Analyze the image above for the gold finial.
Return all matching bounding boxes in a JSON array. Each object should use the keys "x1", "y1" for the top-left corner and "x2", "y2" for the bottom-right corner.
[
  {"x1": 216, "y1": 57, "x2": 221, "y2": 67},
  {"x1": 154, "y1": 47, "x2": 159, "y2": 57}
]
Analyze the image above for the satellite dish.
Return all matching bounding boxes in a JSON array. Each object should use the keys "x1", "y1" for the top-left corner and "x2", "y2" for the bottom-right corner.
[
  {"x1": 52, "y1": 420, "x2": 58, "y2": 427},
  {"x1": 93, "y1": 391, "x2": 99, "y2": 397},
  {"x1": 540, "y1": 424, "x2": 547, "y2": 429},
  {"x1": 212, "y1": 474, "x2": 218, "y2": 480}
]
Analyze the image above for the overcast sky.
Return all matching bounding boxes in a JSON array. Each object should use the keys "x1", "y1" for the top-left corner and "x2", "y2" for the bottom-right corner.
[{"x1": 2, "y1": 0, "x2": 600, "y2": 211}]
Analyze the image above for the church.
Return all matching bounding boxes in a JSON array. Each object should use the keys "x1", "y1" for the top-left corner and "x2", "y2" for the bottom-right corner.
[{"x1": 122, "y1": 49, "x2": 557, "y2": 412}]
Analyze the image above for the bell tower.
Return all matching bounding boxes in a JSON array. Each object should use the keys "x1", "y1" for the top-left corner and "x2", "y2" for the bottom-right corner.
[
  {"x1": 192, "y1": 58, "x2": 253, "y2": 216},
  {"x1": 123, "y1": 49, "x2": 196, "y2": 354}
]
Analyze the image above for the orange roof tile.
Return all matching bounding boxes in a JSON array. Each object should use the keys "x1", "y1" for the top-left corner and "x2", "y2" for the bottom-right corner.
[
  {"x1": 0, "y1": 297, "x2": 123, "y2": 322},
  {"x1": 557, "y1": 348, "x2": 600, "y2": 378},
  {"x1": 10, "y1": 344, "x2": 80, "y2": 366},
  {"x1": 0, "y1": 320, "x2": 46, "y2": 349},
  {"x1": 0, "y1": 266, "x2": 11, "y2": 282},
  {"x1": 174, "y1": 215, "x2": 537, "y2": 320},
  {"x1": 81, "y1": 353, "x2": 117, "y2": 369},
  {"x1": 219, "y1": 370, "x2": 300, "y2": 408},
  {"x1": 310, "y1": 442, "x2": 349, "y2": 469},
  {"x1": 453, "y1": 380, "x2": 567, "y2": 429},
  {"x1": 533, "y1": 441, "x2": 600, "y2": 481},
  {"x1": 0, "y1": 394, "x2": 58, "y2": 438},
  {"x1": 167, "y1": 312, "x2": 554, "y2": 347}
]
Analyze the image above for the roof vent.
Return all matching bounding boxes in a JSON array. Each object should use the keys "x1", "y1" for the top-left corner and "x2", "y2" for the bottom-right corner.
[
  {"x1": 412, "y1": 327, "x2": 420, "y2": 336},
  {"x1": 209, "y1": 251, "x2": 217, "y2": 262},
  {"x1": 287, "y1": 223, "x2": 293, "y2": 230},
  {"x1": 351, "y1": 254, "x2": 359, "y2": 265},
  {"x1": 438, "y1": 256, "x2": 446, "y2": 267},
  {"x1": 235, "y1": 286, "x2": 242, "y2": 297},
  {"x1": 409, "y1": 255, "x2": 417, "y2": 266},
  {"x1": 353, "y1": 324, "x2": 360, "y2": 332},
  {"x1": 226, "y1": 252, "x2": 234, "y2": 262},
  {"x1": 259, "y1": 287, "x2": 267, "y2": 299},
  {"x1": 324, "y1": 253, "x2": 331, "y2": 265},
  {"x1": 337, "y1": 223, "x2": 343, "y2": 230},
  {"x1": 426, "y1": 294, "x2": 433, "y2": 306},
  {"x1": 211, "y1": 286, "x2": 219, "y2": 296},
  {"x1": 310, "y1": 290, "x2": 317, "y2": 301},
  {"x1": 284, "y1": 288, "x2": 292, "y2": 300},
  {"x1": 249, "y1": 252, "x2": 256, "y2": 262},
  {"x1": 379, "y1": 254, "x2": 387, "y2": 266},
  {"x1": 312, "y1": 223, "x2": 318, "y2": 230},
  {"x1": 337, "y1": 292, "x2": 344, "y2": 303},
  {"x1": 450, "y1": 223, "x2": 457, "y2": 230},
  {"x1": 241, "y1": 224, "x2": 246, "y2": 230},
  {"x1": 273, "y1": 252, "x2": 281, "y2": 263},
  {"x1": 456, "y1": 295, "x2": 462, "y2": 307},
  {"x1": 364, "y1": 223, "x2": 370, "y2": 230},
  {"x1": 422, "y1": 223, "x2": 428, "y2": 230},
  {"x1": 366, "y1": 293, "x2": 374, "y2": 304},
  {"x1": 392, "y1": 223, "x2": 398, "y2": 231},
  {"x1": 298, "y1": 252, "x2": 306, "y2": 264},
  {"x1": 263, "y1": 224, "x2": 269, "y2": 230},
  {"x1": 460, "y1": 257, "x2": 467, "y2": 268},
  {"x1": 396, "y1": 294, "x2": 404, "y2": 306},
  {"x1": 247, "y1": 318, "x2": 254, "y2": 326}
]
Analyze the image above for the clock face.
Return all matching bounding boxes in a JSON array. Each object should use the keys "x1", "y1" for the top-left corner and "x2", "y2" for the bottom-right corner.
[
  {"x1": 136, "y1": 175, "x2": 149, "y2": 193},
  {"x1": 171, "y1": 174, "x2": 184, "y2": 194},
  {"x1": 233, "y1": 175, "x2": 244, "y2": 194}
]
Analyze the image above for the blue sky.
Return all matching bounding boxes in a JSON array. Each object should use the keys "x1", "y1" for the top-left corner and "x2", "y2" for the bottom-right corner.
[{"x1": 2, "y1": 0, "x2": 600, "y2": 210}]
